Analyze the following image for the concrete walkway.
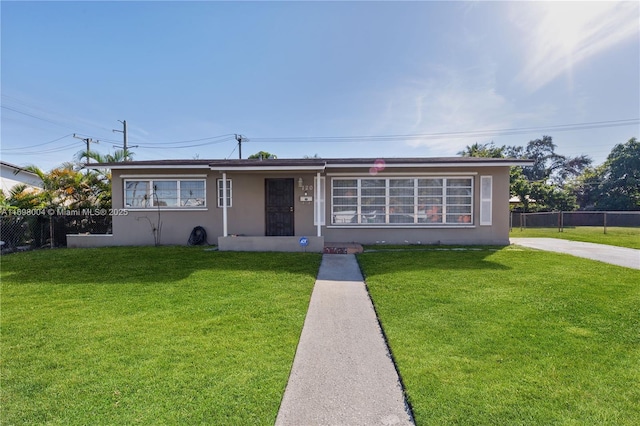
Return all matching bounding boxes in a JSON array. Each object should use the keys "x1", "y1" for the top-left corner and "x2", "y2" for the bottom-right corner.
[
  {"x1": 276, "y1": 254, "x2": 414, "y2": 426},
  {"x1": 510, "y1": 238, "x2": 640, "y2": 270}
]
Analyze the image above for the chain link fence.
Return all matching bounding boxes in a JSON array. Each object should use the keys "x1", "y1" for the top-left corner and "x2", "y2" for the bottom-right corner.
[
  {"x1": 510, "y1": 211, "x2": 640, "y2": 232},
  {"x1": 1, "y1": 212, "x2": 111, "y2": 254}
]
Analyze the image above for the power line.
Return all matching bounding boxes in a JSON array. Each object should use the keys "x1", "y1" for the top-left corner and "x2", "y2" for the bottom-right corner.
[
  {"x1": 130, "y1": 133, "x2": 236, "y2": 146},
  {"x1": 248, "y1": 118, "x2": 640, "y2": 143},
  {"x1": 0, "y1": 133, "x2": 74, "y2": 151}
]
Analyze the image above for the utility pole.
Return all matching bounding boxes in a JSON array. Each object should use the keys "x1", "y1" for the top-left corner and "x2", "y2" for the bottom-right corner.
[
  {"x1": 73, "y1": 133, "x2": 98, "y2": 164},
  {"x1": 235, "y1": 134, "x2": 242, "y2": 159},
  {"x1": 235, "y1": 134, "x2": 245, "y2": 159},
  {"x1": 113, "y1": 120, "x2": 131, "y2": 161}
]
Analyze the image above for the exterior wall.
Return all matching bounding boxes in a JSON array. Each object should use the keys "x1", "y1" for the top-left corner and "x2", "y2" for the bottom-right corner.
[
  {"x1": 320, "y1": 166, "x2": 511, "y2": 245},
  {"x1": 109, "y1": 164, "x2": 512, "y2": 247},
  {"x1": 111, "y1": 169, "x2": 219, "y2": 245},
  {"x1": 110, "y1": 169, "x2": 321, "y2": 245},
  {"x1": 218, "y1": 236, "x2": 324, "y2": 252},
  {"x1": 223, "y1": 171, "x2": 319, "y2": 237}
]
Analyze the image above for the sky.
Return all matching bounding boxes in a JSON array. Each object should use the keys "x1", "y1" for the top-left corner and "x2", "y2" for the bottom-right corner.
[{"x1": 1, "y1": 0, "x2": 639, "y2": 171}]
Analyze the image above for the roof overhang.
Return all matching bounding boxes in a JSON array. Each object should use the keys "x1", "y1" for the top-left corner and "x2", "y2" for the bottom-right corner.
[
  {"x1": 210, "y1": 164, "x2": 327, "y2": 172},
  {"x1": 91, "y1": 157, "x2": 535, "y2": 171},
  {"x1": 326, "y1": 160, "x2": 534, "y2": 168}
]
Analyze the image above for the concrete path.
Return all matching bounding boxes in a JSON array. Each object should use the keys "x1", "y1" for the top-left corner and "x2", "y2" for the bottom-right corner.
[
  {"x1": 276, "y1": 254, "x2": 414, "y2": 426},
  {"x1": 510, "y1": 238, "x2": 640, "y2": 270}
]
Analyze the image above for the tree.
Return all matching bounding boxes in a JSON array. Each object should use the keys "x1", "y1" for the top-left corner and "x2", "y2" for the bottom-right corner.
[
  {"x1": 458, "y1": 142, "x2": 504, "y2": 158},
  {"x1": 248, "y1": 151, "x2": 277, "y2": 160},
  {"x1": 505, "y1": 136, "x2": 591, "y2": 185},
  {"x1": 75, "y1": 148, "x2": 133, "y2": 165},
  {"x1": 573, "y1": 138, "x2": 640, "y2": 210}
]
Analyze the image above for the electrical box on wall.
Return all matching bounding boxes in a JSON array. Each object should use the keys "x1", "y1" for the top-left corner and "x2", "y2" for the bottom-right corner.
[{"x1": 300, "y1": 196, "x2": 313, "y2": 202}]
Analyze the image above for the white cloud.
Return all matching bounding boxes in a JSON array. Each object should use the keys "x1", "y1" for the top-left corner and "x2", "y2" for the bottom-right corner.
[
  {"x1": 511, "y1": 1, "x2": 639, "y2": 92},
  {"x1": 367, "y1": 65, "x2": 557, "y2": 156}
]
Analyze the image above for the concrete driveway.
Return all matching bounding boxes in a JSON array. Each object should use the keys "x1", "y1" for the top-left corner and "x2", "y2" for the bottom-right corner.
[{"x1": 510, "y1": 238, "x2": 640, "y2": 269}]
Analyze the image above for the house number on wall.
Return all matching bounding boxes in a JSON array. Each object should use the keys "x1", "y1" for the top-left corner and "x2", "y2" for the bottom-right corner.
[{"x1": 303, "y1": 185, "x2": 313, "y2": 191}]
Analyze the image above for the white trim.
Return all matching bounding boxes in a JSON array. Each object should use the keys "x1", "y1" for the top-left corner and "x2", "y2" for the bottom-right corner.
[
  {"x1": 326, "y1": 161, "x2": 530, "y2": 168},
  {"x1": 331, "y1": 176, "x2": 474, "y2": 226},
  {"x1": 105, "y1": 164, "x2": 210, "y2": 170},
  {"x1": 314, "y1": 175, "x2": 325, "y2": 231},
  {"x1": 120, "y1": 174, "x2": 208, "y2": 178},
  {"x1": 326, "y1": 172, "x2": 478, "y2": 176},
  {"x1": 216, "y1": 178, "x2": 233, "y2": 208},
  {"x1": 326, "y1": 225, "x2": 476, "y2": 229},
  {"x1": 210, "y1": 165, "x2": 326, "y2": 171},
  {"x1": 123, "y1": 178, "x2": 206, "y2": 208},
  {"x1": 222, "y1": 172, "x2": 228, "y2": 237},
  {"x1": 126, "y1": 208, "x2": 208, "y2": 212}
]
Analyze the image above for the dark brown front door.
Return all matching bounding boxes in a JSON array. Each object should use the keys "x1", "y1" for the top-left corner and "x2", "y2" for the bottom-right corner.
[{"x1": 265, "y1": 178, "x2": 294, "y2": 236}]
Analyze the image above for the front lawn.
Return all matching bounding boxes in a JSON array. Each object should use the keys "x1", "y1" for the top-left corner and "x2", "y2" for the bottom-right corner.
[
  {"x1": 510, "y1": 226, "x2": 640, "y2": 249},
  {"x1": 359, "y1": 247, "x2": 640, "y2": 425},
  {"x1": 1, "y1": 247, "x2": 321, "y2": 425}
]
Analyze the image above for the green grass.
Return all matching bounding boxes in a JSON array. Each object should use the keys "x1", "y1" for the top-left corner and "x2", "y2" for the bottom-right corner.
[
  {"x1": 359, "y1": 247, "x2": 640, "y2": 425},
  {"x1": 1, "y1": 247, "x2": 321, "y2": 425},
  {"x1": 510, "y1": 226, "x2": 640, "y2": 249}
]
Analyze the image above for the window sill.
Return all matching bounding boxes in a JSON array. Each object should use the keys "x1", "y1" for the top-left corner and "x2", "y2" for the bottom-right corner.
[
  {"x1": 125, "y1": 208, "x2": 208, "y2": 212},
  {"x1": 327, "y1": 225, "x2": 476, "y2": 229}
]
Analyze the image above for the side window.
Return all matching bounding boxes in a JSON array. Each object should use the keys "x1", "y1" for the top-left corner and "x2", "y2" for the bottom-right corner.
[{"x1": 217, "y1": 179, "x2": 232, "y2": 207}]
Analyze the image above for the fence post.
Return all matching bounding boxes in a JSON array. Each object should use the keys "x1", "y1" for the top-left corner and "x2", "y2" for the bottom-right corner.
[
  {"x1": 561, "y1": 211, "x2": 564, "y2": 232},
  {"x1": 49, "y1": 216, "x2": 54, "y2": 249},
  {"x1": 603, "y1": 212, "x2": 607, "y2": 234},
  {"x1": 557, "y1": 211, "x2": 561, "y2": 233}
]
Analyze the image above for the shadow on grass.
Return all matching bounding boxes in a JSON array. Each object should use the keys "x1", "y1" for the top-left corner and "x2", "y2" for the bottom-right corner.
[
  {"x1": 0, "y1": 246, "x2": 322, "y2": 285},
  {"x1": 357, "y1": 245, "x2": 512, "y2": 278}
]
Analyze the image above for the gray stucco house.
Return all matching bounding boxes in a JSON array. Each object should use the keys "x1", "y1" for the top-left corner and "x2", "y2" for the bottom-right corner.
[{"x1": 73, "y1": 157, "x2": 533, "y2": 251}]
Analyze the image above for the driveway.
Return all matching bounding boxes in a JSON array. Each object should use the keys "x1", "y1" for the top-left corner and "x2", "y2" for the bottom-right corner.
[{"x1": 510, "y1": 238, "x2": 640, "y2": 270}]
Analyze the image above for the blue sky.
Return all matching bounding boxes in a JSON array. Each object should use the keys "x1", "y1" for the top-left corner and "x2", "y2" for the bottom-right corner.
[{"x1": 2, "y1": 1, "x2": 639, "y2": 171}]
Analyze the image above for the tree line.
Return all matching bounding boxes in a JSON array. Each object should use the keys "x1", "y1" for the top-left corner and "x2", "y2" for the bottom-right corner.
[
  {"x1": 2, "y1": 140, "x2": 638, "y2": 213},
  {"x1": 459, "y1": 136, "x2": 639, "y2": 212}
]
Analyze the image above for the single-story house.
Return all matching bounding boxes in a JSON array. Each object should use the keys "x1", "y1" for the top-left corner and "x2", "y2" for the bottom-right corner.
[{"x1": 73, "y1": 157, "x2": 533, "y2": 251}]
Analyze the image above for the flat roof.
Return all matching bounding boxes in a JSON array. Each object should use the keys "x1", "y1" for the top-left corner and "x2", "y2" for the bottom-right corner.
[{"x1": 92, "y1": 157, "x2": 534, "y2": 170}]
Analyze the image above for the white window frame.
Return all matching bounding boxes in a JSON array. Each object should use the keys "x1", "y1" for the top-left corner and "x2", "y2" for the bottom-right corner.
[
  {"x1": 124, "y1": 179, "x2": 206, "y2": 208},
  {"x1": 217, "y1": 179, "x2": 232, "y2": 208},
  {"x1": 330, "y1": 177, "x2": 474, "y2": 226}
]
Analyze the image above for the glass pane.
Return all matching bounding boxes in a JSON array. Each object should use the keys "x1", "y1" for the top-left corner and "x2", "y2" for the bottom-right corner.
[
  {"x1": 418, "y1": 187, "x2": 442, "y2": 196},
  {"x1": 389, "y1": 179, "x2": 413, "y2": 187},
  {"x1": 361, "y1": 187, "x2": 386, "y2": 197},
  {"x1": 153, "y1": 181, "x2": 178, "y2": 206},
  {"x1": 418, "y1": 178, "x2": 443, "y2": 187},
  {"x1": 448, "y1": 178, "x2": 472, "y2": 187},
  {"x1": 447, "y1": 196, "x2": 472, "y2": 205},
  {"x1": 332, "y1": 206, "x2": 357, "y2": 224},
  {"x1": 125, "y1": 181, "x2": 150, "y2": 208},
  {"x1": 448, "y1": 205, "x2": 472, "y2": 214},
  {"x1": 361, "y1": 179, "x2": 385, "y2": 188},
  {"x1": 390, "y1": 187, "x2": 414, "y2": 197},
  {"x1": 447, "y1": 187, "x2": 472, "y2": 196},
  {"x1": 181, "y1": 181, "x2": 205, "y2": 206},
  {"x1": 333, "y1": 179, "x2": 357, "y2": 188},
  {"x1": 333, "y1": 188, "x2": 358, "y2": 197},
  {"x1": 447, "y1": 214, "x2": 472, "y2": 224}
]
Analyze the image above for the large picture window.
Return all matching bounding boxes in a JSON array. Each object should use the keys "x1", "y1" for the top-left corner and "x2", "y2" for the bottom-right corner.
[
  {"x1": 331, "y1": 177, "x2": 473, "y2": 225},
  {"x1": 124, "y1": 179, "x2": 206, "y2": 208}
]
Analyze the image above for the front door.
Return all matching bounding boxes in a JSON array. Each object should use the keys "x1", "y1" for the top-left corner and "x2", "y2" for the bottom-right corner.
[{"x1": 265, "y1": 178, "x2": 294, "y2": 236}]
